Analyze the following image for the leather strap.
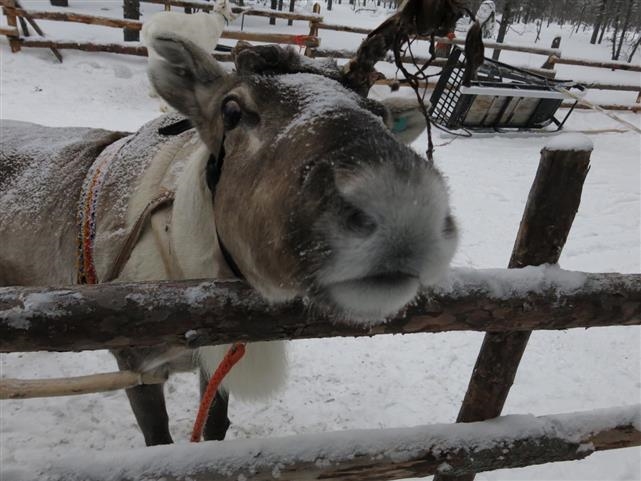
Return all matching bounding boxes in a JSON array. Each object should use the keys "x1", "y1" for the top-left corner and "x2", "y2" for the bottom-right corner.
[{"x1": 103, "y1": 190, "x2": 175, "y2": 283}]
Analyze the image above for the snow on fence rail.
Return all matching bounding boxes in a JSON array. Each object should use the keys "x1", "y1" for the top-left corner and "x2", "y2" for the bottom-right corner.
[
  {"x1": 1, "y1": 269, "x2": 640, "y2": 354},
  {"x1": 8, "y1": 405, "x2": 641, "y2": 481}
]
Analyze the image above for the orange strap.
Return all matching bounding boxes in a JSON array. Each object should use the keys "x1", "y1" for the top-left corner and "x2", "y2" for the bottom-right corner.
[
  {"x1": 190, "y1": 342, "x2": 246, "y2": 442},
  {"x1": 293, "y1": 34, "x2": 310, "y2": 47}
]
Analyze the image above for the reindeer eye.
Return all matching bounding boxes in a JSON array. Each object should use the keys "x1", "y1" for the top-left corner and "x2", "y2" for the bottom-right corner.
[{"x1": 222, "y1": 97, "x2": 242, "y2": 131}]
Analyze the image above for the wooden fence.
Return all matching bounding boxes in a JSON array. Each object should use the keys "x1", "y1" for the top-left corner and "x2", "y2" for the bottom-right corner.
[
  {"x1": 1, "y1": 138, "x2": 640, "y2": 480},
  {"x1": 1, "y1": 0, "x2": 640, "y2": 111}
]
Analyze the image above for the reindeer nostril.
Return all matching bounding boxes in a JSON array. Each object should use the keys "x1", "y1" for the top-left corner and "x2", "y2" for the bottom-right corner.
[{"x1": 345, "y1": 207, "x2": 377, "y2": 236}]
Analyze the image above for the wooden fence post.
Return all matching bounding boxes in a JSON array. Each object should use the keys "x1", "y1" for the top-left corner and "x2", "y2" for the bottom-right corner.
[
  {"x1": 304, "y1": 3, "x2": 321, "y2": 57},
  {"x1": 3, "y1": 0, "x2": 21, "y2": 52},
  {"x1": 435, "y1": 136, "x2": 593, "y2": 481},
  {"x1": 541, "y1": 35, "x2": 561, "y2": 69},
  {"x1": 123, "y1": 0, "x2": 140, "y2": 41}
]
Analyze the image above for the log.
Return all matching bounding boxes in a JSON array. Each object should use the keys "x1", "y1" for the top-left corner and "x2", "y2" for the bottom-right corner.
[
  {"x1": 142, "y1": 0, "x2": 324, "y2": 21},
  {"x1": 11, "y1": 0, "x2": 63, "y2": 61},
  {"x1": 1, "y1": 268, "x2": 639, "y2": 354},
  {"x1": 561, "y1": 102, "x2": 641, "y2": 112},
  {"x1": 549, "y1": 55, "x2": 641, "y2": 72},
  {"x1": 578, "y1": 81, "x2": 641, "y2": 92},
  {"x1": 436, "y1": 139, "x2": 593, "y2": 481},
  {"x1": 18, "y1": 39, "x2": 234, "y2": 61},
  {"x1": 220, "y1": 30, "x2": 319, "y2": 48},
  {"x1": 2, "y1": 0, "x2": 21, "y2": 52},
  {"x1": 8, "y1": 406, "x2": 641, "y2": 481},
  {"x1": 314, "y1": 23, "x2": 561, "y2": 57},
  {"x1": 0, "y1": 371, "x2": 166, "y2": 399},
  {"x1": 316, "y1": 21, "x2": 370, "y2": 34},
  {"x1": 0, "y1": 26, "x2": 18, "y2": 36},
  {"x1": 235, "y1": 7, "x2": 321, "y2": 22},
  {"x1": 313, "y1": 48, "x2": 556, "y2": 78},
  {"x1": 559, "y1": 87, "x2": 641, "y2": 133},
  {"x1": 20, "y1": 39, "x2": 148, "y2": 55},
  {"x1": 432, "y1": 36, "x2": 561, "y2": 57},
  {"x1": 5, "y1": 7, "x2": 143, "y2": 30}
]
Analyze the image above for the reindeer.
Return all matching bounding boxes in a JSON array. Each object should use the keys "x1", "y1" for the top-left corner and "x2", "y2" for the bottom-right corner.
[
  {"x1": 0, "y1": 1, "x2": 467, "y2": 447},
  {"x1": 141, "y1": 0, "x2": 236, "y2": 111}
]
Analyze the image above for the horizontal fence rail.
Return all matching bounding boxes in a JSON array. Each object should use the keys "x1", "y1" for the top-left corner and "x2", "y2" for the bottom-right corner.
[
  {"x1": 8, "y1": 405, "x2": 640, "y2": 481},
  {"x1": 549, "y1": 55, "x2": 641, "y2": 73},
  {"x1": 3, "y1": 7, "x2": 320, "y2": 47},
  {"x1": 141, "y1": 0, "x2": 324, "y2": 22},
  {"x1": 1, "y1": 268, "x2": 639, "y2": 353},
  {"x1": 315, "y1": 22, "x2": 561, "y2": 57},
  {"x1": 3, "y1": 3, "x2": 639, "y2": 108}
]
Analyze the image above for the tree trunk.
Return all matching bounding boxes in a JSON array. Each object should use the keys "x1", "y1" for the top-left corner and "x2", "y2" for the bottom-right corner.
[
  {"x1": 627, "y1": 34, "x2": 641, "y2": 62},
  {"x1": 615, "y1": 0, "x2": 634, "y2": 60},
  {"x1": 123, "y1": 0, "x2": 140, "y2": 41},
  {"x1": 287, "y1": 0, "x2": 295, "y2": 25},
  {"x1": 492, "y1": 0, "x2": 513, "y2": 61},
  {"x1": 270, "y1": 0, "x2": 277, "y2": 24},
  {"x1": 574, "y1": 3, "x2": 586, "y2": 33}
]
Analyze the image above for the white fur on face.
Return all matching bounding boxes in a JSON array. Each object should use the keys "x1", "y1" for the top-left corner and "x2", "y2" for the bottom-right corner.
[{"x1": 317, "y1": 163, "x2": 458, "y2": 322}]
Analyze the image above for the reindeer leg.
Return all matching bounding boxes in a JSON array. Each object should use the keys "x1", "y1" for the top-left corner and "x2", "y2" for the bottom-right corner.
[
  {"x1": 199, "y1": 368, "x2": 231, "y2": 441},
  {"x1": 113, "y1": 349, "x2": 173, "y2": 446}
]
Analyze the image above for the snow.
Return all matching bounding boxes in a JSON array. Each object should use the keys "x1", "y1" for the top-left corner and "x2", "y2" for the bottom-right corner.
[
  {"x1": 545, "y1": 133, "x2": 594, "y2": 152},
  {"x1": 1, "y1": 2, "x2": 640, "y2": 481},
  {"x1": 435, "y1": 265, "x2": 589, "y2": 300},
  {"x1": 7, "y1": 405, "x2": 640, "y2": 481}
]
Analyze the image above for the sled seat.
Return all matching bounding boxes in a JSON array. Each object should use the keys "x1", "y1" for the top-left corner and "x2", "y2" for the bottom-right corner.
[{"x1": 430, "y1": 47, "x2": 585, "y2": 132}]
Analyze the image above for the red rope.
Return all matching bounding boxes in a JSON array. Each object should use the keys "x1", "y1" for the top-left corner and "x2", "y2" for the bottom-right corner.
[
  {"x1": 293, "y1": 34, "x2": 309, "y2": 47},
  {"x1": 190, "y1": 342, "x2": 246, "y2": 442}
]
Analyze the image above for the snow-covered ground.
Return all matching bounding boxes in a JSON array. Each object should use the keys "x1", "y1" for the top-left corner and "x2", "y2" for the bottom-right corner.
[{"x1": 1, "y1": 2, "x2": 640, "y2": 480}]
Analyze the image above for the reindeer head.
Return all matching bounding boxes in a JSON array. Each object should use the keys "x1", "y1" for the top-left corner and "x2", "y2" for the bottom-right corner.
[{"x1": 148, "y1": 36, "x2": 458, "y2": 321}]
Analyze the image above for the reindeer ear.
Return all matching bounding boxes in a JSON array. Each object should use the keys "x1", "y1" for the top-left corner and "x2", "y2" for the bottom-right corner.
[
  {"x1": 381, "y1": 97, "x2": 431, "y2": 145},
  {"x1": 148, "y1": 34, "x2": 228, "y2": 151},
  {"x1": 147, "y1": 34, "x2": 227, "y2": 123}
]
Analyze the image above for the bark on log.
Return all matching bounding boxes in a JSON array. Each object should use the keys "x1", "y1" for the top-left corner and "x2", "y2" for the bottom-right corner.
[
  {"x1": 315, "y1": 23, "x2": 560, "y2": 56},
  {"x1": 436, "y1": 141, "x2": 593, "y2": 481},
  {"x1": 0, "y1": 371, "x2": 166, "y2": 399},
  {"x1": 0, "y1": 26, "x2": 19, "y2": 36},
  {"x1": 19, "y1": 39, "x2": 148, "y2": 55},
  {"x1": 10, "y1": 406, "x2": 641, "y2": 481},
  {"x1": 549, "y1": 55, "x2": 641, "y2": 72},
  {"x1": 561, "y1": 102, "x2": 641, "y2": 112},
  {"x1": 2, "y1": 0, "x2": 21, "y2": 52},
  {"x1": 220, "y1": 31, "x2": 319, "y2": 48},
  {"x1": 313, "y1": 48, "x2": 556, "y2": 78},
  {"x1": 577, "y1": 82, "x2": 641, "y2": 92},
  {"x1": 6, "y1": 7, "x2": 143, "y2": 30},
  {"x1": 141, "y1": 0, "x2": 324, "y2": 22},
  {"x1": 17, "y1": 39, "x2": 258, "y2": 62},
  {"x1": 1, "y1": 268, "x2": 639, "y2": 354}
]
